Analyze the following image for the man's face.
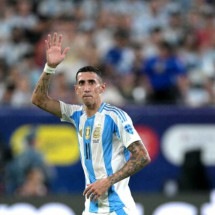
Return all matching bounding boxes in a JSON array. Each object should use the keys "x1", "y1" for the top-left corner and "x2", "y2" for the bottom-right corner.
[{"x1": 75, "y1": 72, "x2": 105, "y2": 106}]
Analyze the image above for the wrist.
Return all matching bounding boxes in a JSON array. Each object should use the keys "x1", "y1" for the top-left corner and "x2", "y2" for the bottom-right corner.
[
  {"x1": 108, "y1": 175, "x2": 115, "y2": 186},
  {"x1": 44, "y1": 63, "x2": 56, "y2": 74}
]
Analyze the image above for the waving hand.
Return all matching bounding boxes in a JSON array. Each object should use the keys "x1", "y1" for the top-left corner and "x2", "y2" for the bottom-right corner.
[{"x1": 45, "y1": 33, "x2": 70, "y2": 68}]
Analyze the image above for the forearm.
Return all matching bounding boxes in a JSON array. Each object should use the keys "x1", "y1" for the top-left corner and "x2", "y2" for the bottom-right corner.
[
  {"x1": 32, "y1": 72, "x2": 53, "y2": 108},
  {"x1": 32, "y1": 66, "x2": 62, "y2": 117},
  {"x1": 108, "y1": 141, "x2": 150, "y2": 185},
  {"x1": 83, "y1": 150, "x2": 150, "y2": 201}
]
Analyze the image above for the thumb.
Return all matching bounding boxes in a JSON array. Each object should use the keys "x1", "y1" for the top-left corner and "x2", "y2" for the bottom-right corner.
[{"x1": 62, "y1": 47, "x2": 70, "y2": 57}]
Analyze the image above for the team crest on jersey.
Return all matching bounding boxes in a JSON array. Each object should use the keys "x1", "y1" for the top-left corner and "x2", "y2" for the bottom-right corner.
[
  {"x1": 85, "y1": 126, "x2": 91, "y2": 140},
  {"x1": 93, "y1": 124, "x2": 101, "y2": 139}
]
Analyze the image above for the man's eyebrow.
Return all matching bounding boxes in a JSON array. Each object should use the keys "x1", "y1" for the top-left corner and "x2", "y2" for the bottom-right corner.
[
  {"x1": 78, "y1": 79, "x2": 97, "y2": 84},
  {"x1": 78, "y1": 80, "x2": 85, "y2": 84},
  {"x1": 88, "y1": 79, "x2": 96, "y2": 82}
]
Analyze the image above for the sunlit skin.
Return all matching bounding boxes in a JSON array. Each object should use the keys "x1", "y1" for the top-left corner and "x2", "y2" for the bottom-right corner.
[{"x1": 75, "y1": 72, "x2": 106, "y2": 117}]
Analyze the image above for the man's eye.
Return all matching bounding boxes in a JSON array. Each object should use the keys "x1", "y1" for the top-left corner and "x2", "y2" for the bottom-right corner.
[
  {"x1": 89, "y1": 80, "x2": 95, "y2": 85},
  {"x1": 79, "y1": 81, "x2": 85, "y2": 85}
]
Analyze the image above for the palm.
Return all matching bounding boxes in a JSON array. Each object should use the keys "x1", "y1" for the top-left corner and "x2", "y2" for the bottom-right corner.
[
  {"x1": 45, "y1": 33, "x2": 70, "y2": 68},
  {"x1": 47, "y1": 46, "x2": 65, "y2": 66}
]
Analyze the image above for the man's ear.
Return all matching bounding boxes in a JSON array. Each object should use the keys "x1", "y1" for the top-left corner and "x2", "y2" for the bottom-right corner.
[
  {"x1": 74, "y1": 85, "x2": 79, "y2": 95},
  {"x1": 99, "y1": 83, "x2": 106, "y2": 94}
]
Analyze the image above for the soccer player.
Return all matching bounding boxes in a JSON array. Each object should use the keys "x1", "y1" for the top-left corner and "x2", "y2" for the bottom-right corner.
[{"x1": 32, "y1": 33, "x2": 151, "y2": 215}]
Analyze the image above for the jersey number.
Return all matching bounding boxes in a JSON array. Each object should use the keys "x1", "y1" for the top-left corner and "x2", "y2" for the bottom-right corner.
[{"x1": 85, "y1": 142, "x2": 91, "y2": 160}]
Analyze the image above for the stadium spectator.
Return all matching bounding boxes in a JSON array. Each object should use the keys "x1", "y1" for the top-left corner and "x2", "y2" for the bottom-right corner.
[
  {"x1": 140, "y1": 40, "x2": 188, "y2": 104},
  {"x1": 4, "y1": 127, "x2": 51, "y2": 194},
  {"x1": 0, "y1": 0, "x2": 213, "y2": 106},
  {"x1": 16, "y1": 166, "x2": 48, "y2": 196}
]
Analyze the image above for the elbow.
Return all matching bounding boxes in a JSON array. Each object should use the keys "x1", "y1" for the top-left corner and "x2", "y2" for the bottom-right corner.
[
  {"x1": 146, "y1": 154, "x2": 151, "y2": 165},
  {"x1": 31, "y1": 95, "x2": 36, "y2": 105},
  {"x1": 31, "y1": 93, "x2": 42, "y2": 108},
  {"x1": 31, "y1": 94, "x2": 38, "y2": 106}
]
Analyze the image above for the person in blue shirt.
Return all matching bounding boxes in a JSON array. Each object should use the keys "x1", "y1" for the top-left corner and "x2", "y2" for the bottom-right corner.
[
  {"x1": 141, "y1": 40, "x2": 188, "y2": 104},
  {"x1": 31, "y1": 32, "x2": 151, "y2": 215},
  {"x1": 103, "y1": 28, "x2": 134, "y2": 76}
]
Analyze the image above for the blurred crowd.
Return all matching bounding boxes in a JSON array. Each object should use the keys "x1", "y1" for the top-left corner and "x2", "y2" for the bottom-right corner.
[
  {"x1": 0, "y1": 0, "x2": 215, "y2": 107},
  {"x1": 0, "y1": 127, "x2": 52, "y2": 196},
  {"x1": 1, "y1": 0, "x2": 215, "y2": 196}
]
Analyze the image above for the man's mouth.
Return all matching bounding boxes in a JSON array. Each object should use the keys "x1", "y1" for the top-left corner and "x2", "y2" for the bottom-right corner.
[{"x1": 83, "y1": 95, "x2": 92, "y2": 98}]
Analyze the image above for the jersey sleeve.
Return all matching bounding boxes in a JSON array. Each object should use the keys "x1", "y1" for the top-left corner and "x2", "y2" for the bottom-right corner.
[
  {"x1": 117, "y1": 111, "x2": 142, "y2": 148},
  {"x1": 59, "y1": 101, "x2": 82, "y2": 127}
]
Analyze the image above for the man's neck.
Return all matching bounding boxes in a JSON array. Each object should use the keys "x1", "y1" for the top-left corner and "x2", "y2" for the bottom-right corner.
[{"x1": 84, "y1": 101, "x2": 102, "y2": 117}]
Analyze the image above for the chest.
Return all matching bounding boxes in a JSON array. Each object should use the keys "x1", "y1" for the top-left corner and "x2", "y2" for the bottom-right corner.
[{"x1": 78, "y1": 114, "x2": 115, "y2": 154}]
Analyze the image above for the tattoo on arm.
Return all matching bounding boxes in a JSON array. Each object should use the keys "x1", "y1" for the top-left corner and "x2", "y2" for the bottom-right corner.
[
  {"x1": 33, "y1": 73, "x2": 52, "y2": 109},
  {"x1": 32, "y1": 71, "x2": 61, "y2": 117},
  {"x1": 109, "y1": 141, "x2": 150, "y2": 186},
  {"x1": 35, "y1": 74, "x2": 51, "y2": 93}
]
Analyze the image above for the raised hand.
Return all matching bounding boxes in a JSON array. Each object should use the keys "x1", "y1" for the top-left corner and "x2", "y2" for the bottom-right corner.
[{"x1": 45, "y1": 32, "x2": 70, "y2": 68}]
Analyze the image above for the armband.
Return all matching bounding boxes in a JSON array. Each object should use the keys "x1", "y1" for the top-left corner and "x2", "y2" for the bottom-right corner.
[{"x1": 44, "y1": 63, "x2": 56, "y2": 74}]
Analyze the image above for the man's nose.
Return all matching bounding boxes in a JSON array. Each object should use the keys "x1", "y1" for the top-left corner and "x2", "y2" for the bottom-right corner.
[{"x1": 83, "y1": 84, "x2": 90, "y2": 91}]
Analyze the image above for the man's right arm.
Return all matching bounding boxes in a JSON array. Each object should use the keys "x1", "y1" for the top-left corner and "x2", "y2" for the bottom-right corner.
[
  {"x1": 31, "y1": 33, "x2": 70, "y2": 118},
  {"x1": 31, "y1": 71, "x2": 61, "y2": 118}
]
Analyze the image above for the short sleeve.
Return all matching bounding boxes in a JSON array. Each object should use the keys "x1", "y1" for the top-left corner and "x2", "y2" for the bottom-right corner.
[
  {"x1": 117, "y1": 111, "x2": 142, "y2": 148},
  {"x1": 60, "y1": 101, "x2": 83, "y2": 127}
]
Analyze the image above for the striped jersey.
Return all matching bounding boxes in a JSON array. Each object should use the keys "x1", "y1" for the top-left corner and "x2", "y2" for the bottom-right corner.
[{"x1": 60, "y1": 101, "x2": 141, "y2": 214}]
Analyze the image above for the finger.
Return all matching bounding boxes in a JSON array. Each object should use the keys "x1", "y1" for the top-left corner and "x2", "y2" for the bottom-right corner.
[
  {"x1": 90, "y1": 193, "x2": 98, "y2": 201},
  {"x1": 46, "y1": 34, "x2": 51, "y2": 48},
  {"x1": 84, "y1": 188, "x2": 95, "y2": 199},
  {"x1": 83, "y1": 186, "x2": 90, "y2": 196},
  {"x1": 83, "y1": 184, "x2": 91, "y2": 192},
  {"x1": 45, "y1": 40, "x2": 49, "y2": 51},
  {"x1": 86, "y1": 189, "x2": 94, "y2": 199},
  {"x1": 57, "y1": 34, "x2": 62, "y2": 46},
  {"x1": 62, "y1": 47, "x2": 70, "y2": 56},
  {"x1": 87, "y1": 192, "x2": 92, "y2": 199},
  {"x1": 83, "y1": 190, "x2": 91, "y2": 199},
  {"x1": 91, "y1": 191, "x2": 101, "y2": 201},
  {"x1": 53, "y1": 32, "x2": 57, "y2": 45}
]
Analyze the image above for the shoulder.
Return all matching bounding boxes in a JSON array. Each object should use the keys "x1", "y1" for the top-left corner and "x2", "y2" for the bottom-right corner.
[
  {"x1": 60, "y1": 101, "x2": 83, "y2": 112},
  {"x1": 60, "y1": 101, "x2": 84, "y2": 120},
  {"x1": 171, "y1": 57, "x2": 186, "y2": 72},
  {"x1": 102, "y1": 103, "x2": 130, "y2": 123},
  {"x1": 143, "y1": 57, "x2": 157, "y2": 69}
]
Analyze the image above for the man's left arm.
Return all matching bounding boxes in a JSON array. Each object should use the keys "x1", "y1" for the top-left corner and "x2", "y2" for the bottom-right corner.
[
  {"x1": 109, "y1": 140, "x2": 151, "y2": 184},
  {"x1": 83, "y1": 140, "x2": 150, "y2": 201}
]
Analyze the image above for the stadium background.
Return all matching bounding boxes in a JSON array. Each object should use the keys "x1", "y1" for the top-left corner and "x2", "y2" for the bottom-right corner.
[{"x1": 0, "y1": 0, "x2": 215, "y2": 214}]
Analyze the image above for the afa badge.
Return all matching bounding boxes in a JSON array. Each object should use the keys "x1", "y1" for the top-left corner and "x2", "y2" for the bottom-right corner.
[{"x1": 93, "y1": 124, "x2": 101, "y2": 139}]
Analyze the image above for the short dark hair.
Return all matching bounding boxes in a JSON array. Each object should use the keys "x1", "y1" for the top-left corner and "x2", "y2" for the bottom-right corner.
[
  {"x1": 158, "y1": 40, "x2": 176, "y2": 54},
  {"x1": 76, "y1": 66, "x2": 103, "y2": 82}
]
